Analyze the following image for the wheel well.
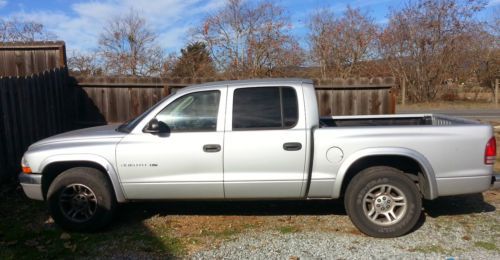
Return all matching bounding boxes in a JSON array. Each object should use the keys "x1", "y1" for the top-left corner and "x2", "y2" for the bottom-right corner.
[
  {"x1": 340, "y1": 155, "x2": 431, "y2": 199},
  {"x1": 41, "y1": 161, "x2": 112, "y2": 200}
]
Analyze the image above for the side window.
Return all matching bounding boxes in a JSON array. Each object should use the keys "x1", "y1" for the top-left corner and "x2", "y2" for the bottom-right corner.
[
  {"x1": 232, "y1": 87, "x2": 298, "y2": 130},
  {"x1": 282, "y1": 87, "x2": 299, "y2": 127},
  {"x1": 156, "y1": 90, "x2": 220, "y2": 132}
]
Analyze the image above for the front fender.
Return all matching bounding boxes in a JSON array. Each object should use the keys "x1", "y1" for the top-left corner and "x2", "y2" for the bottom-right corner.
[
  {"x1": 39, "y1": 154, "x2": 127, "y2": 202},
  {"x1": 333, "y1": 147, "x2": 438, "y2": 200}
]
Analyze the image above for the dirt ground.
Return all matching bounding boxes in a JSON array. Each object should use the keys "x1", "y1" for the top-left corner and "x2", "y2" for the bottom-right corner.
[
  {"x1": 1, "y1": 183, "x2": 498, "y2": 258},
  {"x1": 129, "y1": 190, "x2": 500, "y2": 256}
]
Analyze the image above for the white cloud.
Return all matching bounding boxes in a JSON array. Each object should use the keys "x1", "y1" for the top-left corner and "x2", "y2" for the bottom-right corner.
[
  {"x1": 0, "y1": 0, "x2": 7, "y2": 9},
  {"x1": 488, "y1": 0, "x2": 500, "y2": 6},
  {"x1": 376, "y1": 18, "x2": 389, "y2": 25},
  {"x1": 158, "y1": 25, "x2": 194, "y2": 51},
  {"x1": 9, "y1": 0, "x2": 222, "y2": 56},
  {"x1": 328, "y1": 0, "x2": 391, "y2": 13}
]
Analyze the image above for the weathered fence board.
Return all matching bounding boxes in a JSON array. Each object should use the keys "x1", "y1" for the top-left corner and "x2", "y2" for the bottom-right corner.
[
  {"x1": 314, "y1": 77, "x2": 395, "y2": 116},
  {"x1": 0, "y1": 68, "x2": 71, "y2": 181},
  {"x1": 0, "y1": 41, "x2": 67, "y2": 77}
]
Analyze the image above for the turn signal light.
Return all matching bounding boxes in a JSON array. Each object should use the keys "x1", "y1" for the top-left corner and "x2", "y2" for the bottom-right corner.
[
  {"x1": 21, "y1": 156, "x2": 32, "y2": 173},
  {"x1": 485, "y1": 137, "x2": 496, "y2": 165}
]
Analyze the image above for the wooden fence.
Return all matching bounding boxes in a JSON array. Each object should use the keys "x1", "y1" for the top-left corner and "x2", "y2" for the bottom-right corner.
[
  {"x1": 0, "y1": 72, "x2": 395, "y2": 180},
  {"x1": 0, "y1": 68, "x2": 72, "y2": 180},
  {"x1": 0, "y1": 41, "x2": 67, "y2": 77},
  {"x1": 74, "y1": 76, "x2": 396, "y2": 124},
  {"x1": 314, "y1": 77, "x2": 395, "y2": 116}
]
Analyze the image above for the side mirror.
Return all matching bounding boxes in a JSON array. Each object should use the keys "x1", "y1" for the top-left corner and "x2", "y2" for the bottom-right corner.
[{"x1": 144, "y1": 119, "x2": 169, "y2": 134}]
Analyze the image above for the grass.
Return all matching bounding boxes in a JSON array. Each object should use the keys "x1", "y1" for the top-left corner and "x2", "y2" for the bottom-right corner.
[
  {"x1": 0, "y1": 185, "x2": 183, "y2": 259},
  {"x1": 278, "y1": 225, "x2": 300, "y2": 234},
  {"x1": 411, "y1": 245, "x2": 447, "y2": 254},
  {"x1": 474, "y1": 241, "x2": 498, "y2": 251},
  {"x1": 199, "y1": 227, "x2": 241, "y2": 239},
  {"x1": 0, "y1": 217, "x2": 183, "y2": 259}
]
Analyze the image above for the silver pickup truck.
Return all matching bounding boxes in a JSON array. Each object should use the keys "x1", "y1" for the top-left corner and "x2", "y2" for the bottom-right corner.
[{"x1": 19, "y1": 78, "x2": 499, "y2": 237}]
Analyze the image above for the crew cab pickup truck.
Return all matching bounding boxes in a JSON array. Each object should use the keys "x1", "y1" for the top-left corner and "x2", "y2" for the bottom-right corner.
[{"x1": 19, "y1": 79, "x2": 499, "y2": 237}]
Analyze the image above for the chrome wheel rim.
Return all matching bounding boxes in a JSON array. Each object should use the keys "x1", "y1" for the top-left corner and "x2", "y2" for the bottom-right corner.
[
  {"x1": 362, "y1": 184, "x2": 407, "y2": 226},
  {"x1": 59, "y1": 184, "x2": 97, "y2": 223}
]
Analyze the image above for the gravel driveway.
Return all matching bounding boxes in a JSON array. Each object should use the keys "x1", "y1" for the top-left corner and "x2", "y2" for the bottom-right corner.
[{"x1": 190, "y1": 190, "x2": 500, "y2": 259}]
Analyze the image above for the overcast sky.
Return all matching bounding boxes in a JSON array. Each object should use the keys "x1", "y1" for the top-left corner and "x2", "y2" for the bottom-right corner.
[{"x1": 0, "y1": 0, "x2": 498, "y2": 56}]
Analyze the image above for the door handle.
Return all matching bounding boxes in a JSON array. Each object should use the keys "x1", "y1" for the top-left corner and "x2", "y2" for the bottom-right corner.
[
  {"x1": 203, "y1": 144, "x2": 221, "y2": 153},
  {"x1": 283, "y1": 142, "x2": 302, "y2": 151}
]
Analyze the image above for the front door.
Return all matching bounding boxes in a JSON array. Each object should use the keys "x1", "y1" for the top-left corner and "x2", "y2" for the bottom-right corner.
[
  {"x1": 223, "y1": 86, "x2": 307, "y2": 198},
  {"x1": 116, "y1": 89, "x2": 226, "y2": 199}
]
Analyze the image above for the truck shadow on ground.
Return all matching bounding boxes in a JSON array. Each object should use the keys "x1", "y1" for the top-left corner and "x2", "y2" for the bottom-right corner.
[
  {"x1": 116, "y1": 199, "x2": 347, "y2": 221},
  {"x1": 114, "y1": 192, "x2": 495, "y2": 224},
  {"x1": 423, "y1": 193, "x2": 496, "y2": 218}
]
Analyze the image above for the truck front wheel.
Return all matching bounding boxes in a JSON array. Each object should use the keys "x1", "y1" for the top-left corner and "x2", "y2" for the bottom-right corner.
[
  {"x1": 344, "y1": 166, "x2": 422, "y2": 238},
  {"x1": 47, "y1": 167, "x2": 116, "y2": 232}
]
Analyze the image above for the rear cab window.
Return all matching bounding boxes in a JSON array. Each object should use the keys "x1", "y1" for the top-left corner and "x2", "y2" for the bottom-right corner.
[{"x1": 232, "y1": 87, "x2": 298, "y2": 130}]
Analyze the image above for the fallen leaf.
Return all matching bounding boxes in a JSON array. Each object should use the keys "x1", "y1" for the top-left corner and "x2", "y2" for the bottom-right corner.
[
  {"x1": 64, "y1": 242, "x2": 77, "y2": 252},
  {"x1": 24, "y1": 239, "x2": 39, "y2": 247},
  {"x1": 6, "y1": 240, "x2": 18, "y2": 246},
  {"x1": 60, "y1": 232, "x2": 71, "y2": 240}
]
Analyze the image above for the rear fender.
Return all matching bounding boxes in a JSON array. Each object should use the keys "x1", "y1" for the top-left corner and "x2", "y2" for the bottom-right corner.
[{"x1": 333, "y1": 147, "x2": 438, "y2": 199}]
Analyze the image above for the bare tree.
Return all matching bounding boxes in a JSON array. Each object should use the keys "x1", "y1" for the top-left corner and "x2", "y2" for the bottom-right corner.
[
  {"x1": 308, "y1": 7, "x2": 379, "y2": 79},
  {"x1": 160, "y1": 52, "x2": 178, "y2": 77},
  {"x1": 379, "y1": 0, "x2": 487, "y2": 102},
  {"x1": 0, "y1": 17, "x2": 56, "y2": 42},
  {"x1": 196, "y1": 0, "x2": 303, "y2": 77},
  {"x1": 98, "y1": 9, "x2": 164, "y2": 76},
  {"x1": 464, "y1": 27, "x2": 499, "y2": 97},
  {"x1": 68, "y1": 51, "x2": 102, "y2": 76}
]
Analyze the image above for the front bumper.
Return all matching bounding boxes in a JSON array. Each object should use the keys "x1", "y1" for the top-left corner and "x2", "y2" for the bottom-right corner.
[
  {"x1": 18, "y1": 173, "x2": 44, "y2": 200},
  {"x1": 493, "y1": 174, "x2": 500, "y2": 189}
]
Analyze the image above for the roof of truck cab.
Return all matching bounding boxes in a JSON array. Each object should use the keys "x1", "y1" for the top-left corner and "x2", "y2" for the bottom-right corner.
[{"x1": 182, "y1": 78, "x2": 313, "y2": 91}]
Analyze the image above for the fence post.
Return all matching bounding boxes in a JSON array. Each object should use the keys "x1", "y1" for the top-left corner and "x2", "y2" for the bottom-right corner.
[
  {"x1": 401, "y1": 78, "x2": 406, "y2": 106},
  {"x1": 495, "y1": 78, "x2": 498, "y2": 107}
]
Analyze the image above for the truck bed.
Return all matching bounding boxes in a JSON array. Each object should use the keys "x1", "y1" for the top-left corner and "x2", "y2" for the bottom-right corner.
[
  {"x1": 319, "y1": 114, "x2": 479, "y2": 127},
  {"x1": 310, "y1": 113, "x2": 493, "y2": 199}
]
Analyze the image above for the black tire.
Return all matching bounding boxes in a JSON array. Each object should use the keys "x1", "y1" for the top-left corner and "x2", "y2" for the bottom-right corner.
[
  {"x1": 47, "y1": 167, "x2": 116, "y2": 232},
  {"x1": 344, "y1": 166, "x2": 422, "y2": 238}
]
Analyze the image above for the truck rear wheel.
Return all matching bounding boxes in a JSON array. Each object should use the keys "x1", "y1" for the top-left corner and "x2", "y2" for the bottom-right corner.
[
  {"x1": 47, "y1": 167, "x2": 116, "y2": 232},
  {"x1": 344, "y1": 166, "x2": 422, "y2": 238}
]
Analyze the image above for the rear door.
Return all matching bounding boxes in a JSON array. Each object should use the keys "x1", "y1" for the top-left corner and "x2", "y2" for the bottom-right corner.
[{"x1": 223, "y1": 85, "x2": 307, "y2": 198}]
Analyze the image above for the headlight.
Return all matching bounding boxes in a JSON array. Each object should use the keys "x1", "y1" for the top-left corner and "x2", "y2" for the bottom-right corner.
[{"x1": 21, "y1": 156, "x2": 32, "y2": 174}]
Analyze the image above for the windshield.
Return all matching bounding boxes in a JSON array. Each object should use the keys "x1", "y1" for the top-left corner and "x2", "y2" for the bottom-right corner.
[{"x1": 116, "y1": 94, "x2": 173, "y2": 133}]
